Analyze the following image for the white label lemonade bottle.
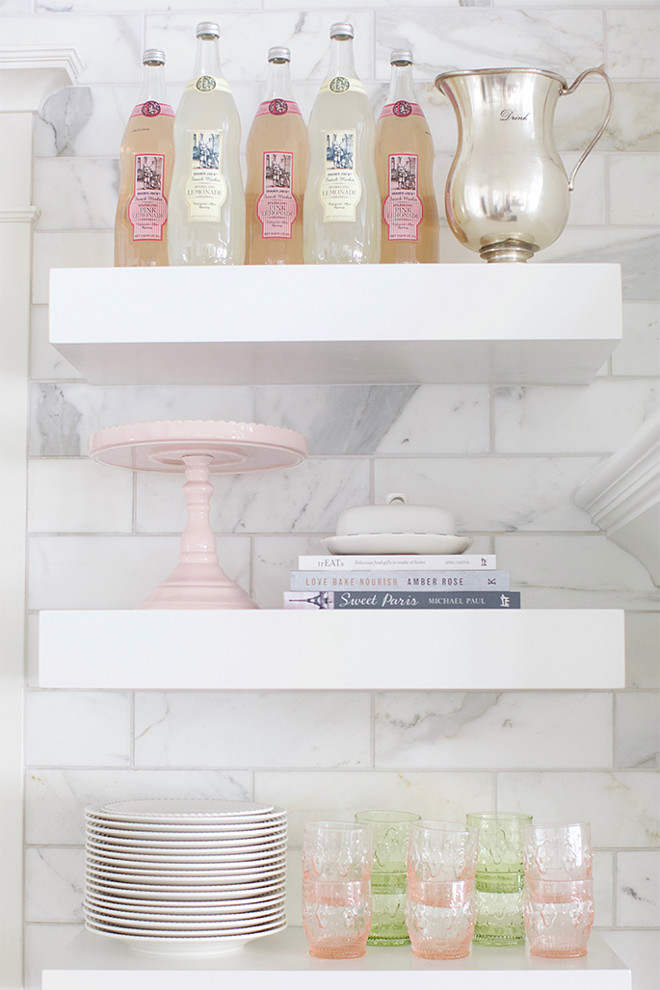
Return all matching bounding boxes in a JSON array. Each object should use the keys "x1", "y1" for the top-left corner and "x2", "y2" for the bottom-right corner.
[
  {"x1": 303, "y1": 23, "x2": 380, "y2": 264},
  {"x1": 168, "y1": 22, "x2": 245, "y2": 265}
]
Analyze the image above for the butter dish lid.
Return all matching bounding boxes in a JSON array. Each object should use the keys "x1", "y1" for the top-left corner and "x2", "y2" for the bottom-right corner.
[{"x1": 335, "y1": 493, "x2": 456, "y2": 537}]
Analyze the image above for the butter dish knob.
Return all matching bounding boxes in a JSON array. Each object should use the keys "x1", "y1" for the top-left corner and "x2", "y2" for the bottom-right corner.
[{"x1": 386, "y1": 492, "x2": 407, "y2": 505}]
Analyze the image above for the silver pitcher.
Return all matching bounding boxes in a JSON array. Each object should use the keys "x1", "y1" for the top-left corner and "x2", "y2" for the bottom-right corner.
[{"x1": 434, "y1": 66, "x2": 614, "y2": 262}]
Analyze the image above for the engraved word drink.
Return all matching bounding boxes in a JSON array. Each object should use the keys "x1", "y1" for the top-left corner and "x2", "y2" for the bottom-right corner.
[
  {"x1": 168, "y1": 22, "x2": 245, "y2": 265},
  {"x1": 376, "y1": 51, "x2": 439, "y2": 263},
  {"x1": 303, "y1": 23, "x2": 380, "y2": 264},
  {"x1": 246, "y1": 47, "x2": 308, "y2": 264},
  {"x1": 114, "y1": 49, "x2": 174, "y2": 267}
]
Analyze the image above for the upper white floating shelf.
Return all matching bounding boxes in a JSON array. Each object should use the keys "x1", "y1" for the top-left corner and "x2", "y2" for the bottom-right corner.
[
  {"x1": 38, "y1": 609, "x2": 625, "y2": 691},
  {"x1": 48, "y1": 264, "x2": 621, "y2": 386}
]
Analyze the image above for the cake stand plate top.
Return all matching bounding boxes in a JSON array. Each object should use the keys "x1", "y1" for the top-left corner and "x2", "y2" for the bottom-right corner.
[{"x1": 88, "y1": 420, "x2": 307, "y2": 473}]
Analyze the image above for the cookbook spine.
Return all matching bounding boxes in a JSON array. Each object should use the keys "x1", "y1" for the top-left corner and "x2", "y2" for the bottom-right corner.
[
  {"x1": 297, "y1": 554, "x2": 497, "y2": 570},
  {"x1": 290, "y1": 570, "x2": 510, "y2": 590},
  {"x1": 284, "y1": 591, "x2": 521, "y2": 610}
]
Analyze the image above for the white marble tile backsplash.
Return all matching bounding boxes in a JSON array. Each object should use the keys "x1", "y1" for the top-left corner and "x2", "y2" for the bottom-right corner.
[{"x1": 8, "y1": 0, "x2": 659, "y2": 984}]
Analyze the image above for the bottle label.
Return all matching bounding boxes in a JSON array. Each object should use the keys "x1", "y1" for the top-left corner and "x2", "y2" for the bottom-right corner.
[
  {"x1": 320, "y1": 129, "x2": 362, "y2": 222},
  {"x1": 382, "y1": 153, "x2": 423, "y2": 241},
  {"x1": 320, "y1": 76, "x2": 365, "y2": 95},
  {"x1": 255, "y1": 99, "x2": 302, "y2": 118},
  {"x1": 185, "y1": 75, "x2": 231, "y2": 94},
  {"x1": 378, "y1": 100, "x2": 425, "y2": 121},
  {"x1": 129, "y1": 101, "x2": 175, "y2": 120},
  {"x1": 184, "y1": 130, "x2": 227, "y2": 221},
  {"x1": 256, "y1": 151, "x2": 297, "y2": 238},
  {"x1": 128, "y1": 154, "x2": 168, "y2": 241}
]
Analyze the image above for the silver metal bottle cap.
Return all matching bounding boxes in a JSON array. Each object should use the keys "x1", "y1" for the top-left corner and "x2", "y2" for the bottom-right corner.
[
  {"x1": 268, "y1": 46, "x2": 291, "y2": 63},
  {"x1": 330, "y1": 23, "x2": 354, "y2": 40},
  {"x1": 196, "y1": 21, "x2": 220, "y2": 39},
  {"x1": 142, "y1": 49, "x2": 165, "y2": 65},
  {"x1": 390, "y1": 50, "x2": 413, "y2": 65}
]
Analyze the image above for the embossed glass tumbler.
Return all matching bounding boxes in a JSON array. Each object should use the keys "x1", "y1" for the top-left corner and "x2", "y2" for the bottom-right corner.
[
  {"x1": 521, "y1": 822, "x2": 594, "y2": 958},
  {"x1": 355, "y1": 810, "x2": 421, "y2": 945},
  {"x1": 405, "y1": 820, "x2": 479, "y2": 959},
  {"x1": 301, "y1": 821, "x2": 373, "y2": 959},
  {"x1": 466, "y1": 811, "x2": 532, "y2": 946}
]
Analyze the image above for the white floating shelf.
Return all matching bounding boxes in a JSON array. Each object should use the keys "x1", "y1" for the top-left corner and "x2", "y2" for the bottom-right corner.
[
  {"x1": 48, "y1": 264, "x2": 621, "y2": 385},
  {"x1": 38, "y1": 609, "x2": 625, "y2": 690},
  {"x1": 42, "y1": 928, "x2": 631, "y2": 989}
]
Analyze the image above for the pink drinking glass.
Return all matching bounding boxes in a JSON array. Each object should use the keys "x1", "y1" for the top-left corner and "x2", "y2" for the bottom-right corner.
[{"x1": 523, "y1": 878, "x2": 594, "y2": 958}]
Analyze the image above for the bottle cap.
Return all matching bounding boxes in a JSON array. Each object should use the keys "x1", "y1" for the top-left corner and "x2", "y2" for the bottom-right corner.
[
  {"x1": 196, "y1": 21, "x2": 220, "y2": 38},
  {"x1": 268, "y1": 46, "x2": 291, "y2": 63},
  {"x1": 142, "y1": 49, "x2": 165, "y2": 65},
  {"x1": 330, "y1": 23, "x2": 354, "y2": 40},
  {"x1": 390, "y1": 50, "x2": 413, "y2": 65}
]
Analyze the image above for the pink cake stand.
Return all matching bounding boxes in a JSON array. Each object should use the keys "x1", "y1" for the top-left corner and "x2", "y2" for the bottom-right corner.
[{"x1": 88, "y1": 420, "x2": 307, "y2": 610}]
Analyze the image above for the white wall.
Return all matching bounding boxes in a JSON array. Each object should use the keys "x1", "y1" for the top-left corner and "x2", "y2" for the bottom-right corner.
[{"x1": 2, "y1": 0, "x2": 657, "y2": 987}]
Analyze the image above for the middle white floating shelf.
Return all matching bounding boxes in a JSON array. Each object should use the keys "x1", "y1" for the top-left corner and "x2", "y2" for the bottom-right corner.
[{"x1": 38, "y1": 609, "x2": 624, "y2": 690}]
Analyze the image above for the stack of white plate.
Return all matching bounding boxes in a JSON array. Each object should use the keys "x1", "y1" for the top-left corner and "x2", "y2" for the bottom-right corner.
[{"x1": 84, "y1": 799, "x2": 287, "y2": 956}]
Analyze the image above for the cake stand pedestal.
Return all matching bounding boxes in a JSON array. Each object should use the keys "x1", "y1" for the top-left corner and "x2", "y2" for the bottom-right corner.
[{"x1": 88, "y1": 420, "x2": 307, "y2": 610}]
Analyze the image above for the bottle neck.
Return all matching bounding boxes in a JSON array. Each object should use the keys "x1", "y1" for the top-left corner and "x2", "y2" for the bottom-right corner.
[
  {"x1": 137, "y1": 62, "x2": 167, "y2": 105},
  {"x1": 264, "y1": 59, "x2": 294, "y2": 101},
  {"x1": 387, "y1": 61, "x2": 416, "y2": 104},
  {"x1": 193, "y1": 34, "x2": 223, "y2": 79},
  {"x1": 327, "y1": 36, "x2": 358, "y2": 81}
]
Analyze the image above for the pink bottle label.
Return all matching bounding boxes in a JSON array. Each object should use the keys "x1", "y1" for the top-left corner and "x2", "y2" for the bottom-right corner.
[
  {"x1": 382, "y1": 153, "x2": 423, "y2": 241},
  {"x1": 129, "y1": 101, "x2": 175, "y2": 119},
  {"x1": 255, "y1": 99, "x2": 302, "y2": 117},
  {"x1": 128, "y1": 154, "x2": 167, "y2": 241},
  {"x1": 378, "y1": 100, "x2": 425, "y2": 121},
  {"x1": 256, "y1": 151, "x2": 297, "y2": 238}
]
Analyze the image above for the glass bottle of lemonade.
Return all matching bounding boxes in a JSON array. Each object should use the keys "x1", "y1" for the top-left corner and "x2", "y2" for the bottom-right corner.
[
  {"x1": 245, "y1": 47, "x2": 308, "y2": 264},
  {"x1": 168, "y1": 22, "x2": 245, "y2": 265},
  {"x1": 114, "y1": 49, "x2": 174, "y2": 267},
  {"x1": 303, "y1": 23, "x2": 380, "y2": 264},
  {"x1": 376, "y1": 51, "x2": 439, "y2": 263}
]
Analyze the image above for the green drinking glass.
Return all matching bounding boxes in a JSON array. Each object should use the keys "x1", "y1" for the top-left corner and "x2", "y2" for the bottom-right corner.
[
  {"x1": 466, "y1": 811, "x2": 533, "y2": 946},
  {"x1": 355, "y1": 810, "x2": 421, "y2": 945}
]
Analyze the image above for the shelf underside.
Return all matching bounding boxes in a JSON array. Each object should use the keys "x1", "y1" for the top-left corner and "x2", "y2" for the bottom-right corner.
[
  {"x1": 42, "y1": 928, "x2": 631, "y2": 989},
  {"x1": 48, "y1": 264, "x2": 622, "y2": 385},
  {"x1": 38, "y1": 608, "x2": 625, "y2": 690}
]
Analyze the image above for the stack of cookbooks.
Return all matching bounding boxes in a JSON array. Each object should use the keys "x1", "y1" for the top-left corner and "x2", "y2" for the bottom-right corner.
[{"x1": 283, "y1": 553, "x2": 520, "y2": 610}]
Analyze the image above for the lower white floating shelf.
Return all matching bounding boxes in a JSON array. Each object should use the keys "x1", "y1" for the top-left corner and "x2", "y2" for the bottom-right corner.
[
  {"x1": 42, "y1": 927, "x2": 631, "y2": 989},
  {"x1": 37, "y1": 609, "x2": 625, "y2": 690}
]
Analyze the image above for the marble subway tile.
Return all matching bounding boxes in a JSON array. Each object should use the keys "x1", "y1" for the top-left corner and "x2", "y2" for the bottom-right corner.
[
  {"x1": 593, "y1": 850, "x2": 615, "y2": 928},
  {"x1": 28, "y1": 534, "x2": 250, "y2": 610},
  {"x1": 374, "y1": 692, "x2": 613, "y2": 770},
  {"x1": 617, "y1": 851, "x2": 660, "y2": 928},
  {"x1": 375, "y1": 456, "x2": 602, "y2": 532},
  {"x1": 493, "y1": 533, "x2": 659, "y2": 610},
  {"x1": 25, "y1": 848, "x2": 85, "y2": 924},
  {"x1": 37, "y1": 0, "x2": 259, "y2": 10},
  {"x1": 33, "y1": 158, "x2": 119, "y2": 231},
  {"x1": 0, "y1": 15, "x2": 143, "y2": 85},
  {"x1": 561, "y1": 152, "x2": 606, "y2": 226},
  {"x1": 374, "y1": 386, "x2": 491, "y2": 455},
  {"x1": 29, "y1": 306, "x2": 84, "y2": 382},
  {"x1": 252, "y1": 535, "x2": 342, "y2": 610},
  {"x1": 28, "y1": 459, "x2": 133, "y2": 533},
  {"x1": 32, "y1": 232, "x2": 113, "y2": 305},
  {"x1": 25, "y1": 768, "x2": 251, "y2": 845},
  {"x1": 493, "y1": 381, "x2": 658, "y2": 455},
  {"x1": 254, "y1": 770, "x2": 493, "y2": 845},
  {"x1": 615, "y1": 693, "x2": 660, "y2": 770},
  {"x1": 610, "y1": 155, "x2": 660, "y2": 227},
  {"x1": 600, "y1": 931, "x2": 660, "y2": 990},
  {"x1": 24, "y1": 924, "x2": 81, "y2": 990},
  {"x1": 36, "y1": 84, "x2": 93, "y2": 157},
  {"x1": 375, "y1": 9, "x2": 604, "y2": 81},
  {"x1": 254, "y1": 386, "x2": 417, "y2": 456},
  {"x1": 542, "y1": 228, "x2": 660, "y2": 302},
  {"x1": 29, "y1": 382, "x2": 253, "y2": 457},
  {"x1": 613, "y1": 302, "x2": 660, "y2": 378},
  {"x1": 601, "y1": 83, "x2": 660, "y2": 154},
  {"x1": 134, "y1": 692, "x2": 371, "y2": 769},
  {"x1": 626, "y1": 612, "x2": 660, "y2": 689},
  {"x1": 25, "y1": 691, "x2": 131, "y2": 768},
  {"x1": 497, "y1": 772, "x2": 660, "y2": 848},
  {"x1": 607, "y1": 9, "x2": 660, "y2": 79}
]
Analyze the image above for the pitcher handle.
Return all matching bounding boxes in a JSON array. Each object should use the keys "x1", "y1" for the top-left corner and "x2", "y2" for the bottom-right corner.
[{"x1": 562, "y1": 65, "x2": 614, "y2": 191}]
